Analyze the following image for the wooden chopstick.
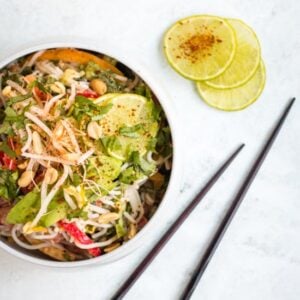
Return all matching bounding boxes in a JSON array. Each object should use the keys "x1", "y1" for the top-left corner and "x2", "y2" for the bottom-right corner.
[
  {"x1": 111, "y1": 143, "x2": 245, "y2": 300},
  {"x1": 180, "y1": 97, "x2": 296, "y2": 300}
]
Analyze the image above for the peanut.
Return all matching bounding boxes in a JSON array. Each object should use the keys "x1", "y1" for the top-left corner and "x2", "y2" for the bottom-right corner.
[
  {"x1": 32, "y1": 131, "x2": 44, "y2": 154},
  {"x1": 53, "y1": 123, "x2": 65, "y2": 139},
  {"x1": 50, "y1": 81, "x2": 66, "y2": 94},
  {"x1": 62, "y1": 153, "x2": 80, "y2": 162},
  {"x1": 18, "y1": 170, "x2": 34, "y2": 187},
  {"x1": 18, "y1": 161, "x2": 28, "y2": 170},
  {"x1": 90, "y1": 79, "x2": 107, "y2": 96},
  {"x1": 87, "y1": 121, "x2": 103, "y2": 140},
  {"x1": 44, "y1": 167, "x2": 58, "y2": 184}
]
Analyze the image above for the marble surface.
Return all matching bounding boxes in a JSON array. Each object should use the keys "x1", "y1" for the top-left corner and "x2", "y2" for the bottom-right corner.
[{"x1": 0, "y1": 0, "x2": 299, "y2": 299}]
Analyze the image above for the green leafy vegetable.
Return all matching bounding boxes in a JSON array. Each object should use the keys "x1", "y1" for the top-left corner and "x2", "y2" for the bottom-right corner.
[
  {"x1": 119, "y1": 124, "x2": 143, "y2": 138},
  {"x1": 101, "y1": 136, "x2": 122, "y2": 153},
  {"x1": 119, "y1": 166, "x2": 143, "y2": 184},
  {"x1": 130, "y1": 151, "x2": 155, "y2": 175},
  {"x1": 0, "y1": 122, "x2": 12, "y2": 135},
  {"x1": 72, "y1": 95, "x2": 112, "y2": 121},
  {"x1": 67, "y1": 208, "x2": 88, "y2": 220},
  {"x1": 115, "y1": 216, "x2": 127, "y2": 238},
  {"x1": 0, "y1": 170, "x2": 18, "y2": 201},
  {"x1": 84, "y1": 61, "x2": 101, "y2": 80}
]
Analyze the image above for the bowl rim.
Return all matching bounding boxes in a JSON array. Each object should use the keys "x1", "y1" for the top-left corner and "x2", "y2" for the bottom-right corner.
[{"x1": 0, "y1": 42, "x2": 182, "y2": 267}]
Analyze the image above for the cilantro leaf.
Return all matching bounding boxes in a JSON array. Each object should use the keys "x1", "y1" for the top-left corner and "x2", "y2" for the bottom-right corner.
[
  {"x1": 0, "y1": 142, "x2": 16, "y2": 158},
  {"x1": 6, "y1": 93, "x2": 32, "y2": 106}
]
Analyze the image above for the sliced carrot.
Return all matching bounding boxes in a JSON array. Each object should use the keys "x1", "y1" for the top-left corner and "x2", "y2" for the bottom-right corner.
[{"x1": 36, "y1": 48, "x2": 122, "y2": 75}]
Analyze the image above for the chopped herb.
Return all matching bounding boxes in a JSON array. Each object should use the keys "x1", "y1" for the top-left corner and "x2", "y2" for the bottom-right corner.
[
  {"x1": 67, "y1": 209, "x2": 88, "y2": 220},
  {"x1": 129, "y1": 151, "x2": 155, "y2": 175},
  {"x1": 0, "y1": 121, "x2": 13, "y2": 135},
  {"x1": 6, "y1": 93, "x2": 32, "y2": 106},
  {"x1": 119, "y1": 166, "x2": 142, "y2": 184},
  {"x1": 83, "y1": 62, "x2": 125, "y2": 92},
  {"x1": 0, "y1": 142, "x2": 16, "y2": 158}
]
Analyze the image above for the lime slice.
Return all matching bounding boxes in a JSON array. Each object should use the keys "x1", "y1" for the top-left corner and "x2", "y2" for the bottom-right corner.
[
  {"x1": 205, "y1": 19, "x2": 261, "y2": 88},
  {"x1": 94, "y1": 93, "x2": 121, "y2": 104},
  {"x1": 99, "y1": 94, "x2": 148, "y2": 134},
  {"x1": 107, "y1": 147, "x2": 126, "y2": 161},
  {"x1": 196, "y1": 60, "x2": 266, "y2": 111},
  {"x1": 98, "y1": 93, "x2": 158, "y2": 157},
  {"x1": 163, "y1": 15, "x2": 236, "y2": 80}
]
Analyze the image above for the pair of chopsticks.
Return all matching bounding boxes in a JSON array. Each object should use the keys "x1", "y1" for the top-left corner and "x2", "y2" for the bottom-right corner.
[{"x1": 111, "y1": 98, "x2": 296, "y2": 300}]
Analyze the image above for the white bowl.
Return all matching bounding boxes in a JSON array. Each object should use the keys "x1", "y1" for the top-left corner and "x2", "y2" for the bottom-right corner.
[{"x1": 0, "y1": 42, "x2": 183, "y2": 267}]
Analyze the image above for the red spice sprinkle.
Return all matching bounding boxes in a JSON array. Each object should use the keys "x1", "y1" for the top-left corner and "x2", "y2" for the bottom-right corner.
[{"x1": 179, "y1": 31, "x2": 221, "y2": 63}]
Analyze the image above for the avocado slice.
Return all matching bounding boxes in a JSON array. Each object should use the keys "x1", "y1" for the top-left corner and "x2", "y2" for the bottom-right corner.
[{"x1": 6, "y1": 191, "x2": 40, "y2": 224}]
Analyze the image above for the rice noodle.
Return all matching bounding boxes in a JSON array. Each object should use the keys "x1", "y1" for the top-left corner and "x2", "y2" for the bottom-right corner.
[
  {"x1": 35, "y1": 61, "x2": 63, "y2": 79},
  {"x1": 12, "y1": 225, "x2": 52, "y2": 250},
  {"x1": 88, "y1": 204, "x2": 110, "y2": 214},
  {"x1": 124, "y1": 185, "x2": 142, "y2": 218},
  {"x1": 24, "y1": 112, "x2": 53, "y2": 136},
  {"x1": 21, "y1": 152, "x2": 75, "y2": 165},
  {"x1": 43, "y1": 94, "x2": 64, "y2": 116},
  {"x1": 21, "y1": 124, "x2": 33, "y2": 153},
  {"x1": 120, "y1": 162, "x2": 130, "y2": 172},
  {"x1": 123, "y1": 211, "x2": 137, "y2": 224},
  {"x1": 100, "y1": 197, "x2": 115, "y2": 207},
  {"x1": 92, "y1": 228, "x2": 107, "y2": 239},
  {"x1": 63, "y1": 189, "x2": 77, "y2": 210},
  {"x1": 135, "y1": 204, "x2": 145, "y2": 223},
  {"x1": 30, "y1": 230, "x2": 58, "y2": 240},
  {"x1": 83, "y1": 220, "x2": 114, "y2": 228},
  {"x1": 88, "y1": 213, "x2": 99, "y2": 219},
  {"x1": 78, "y1": 149, "x2": 94, "y2": 164},
  {"x1": 26, "y1": 158, "x2": 36, "y2": 171},
  {"x1": 146, "y1": 151, "x2": 156, "y2": 164},
  {"x1": 61, "y1": 120, "x2": 81, "y2": 153},
  {"x1": 36, "y1": 159, "x2": 50, "y2": 168},
  {"x1": 65, "y1": 83, "x2": 76, "y2": 110},
  {"x1": 31, "y1": 165, "x2": 69, "y2": 227},
  {"x1": 114, "y1": 74, "x2": 128, "y2": 82},
  {"x1": 125, "y1": 75, "x2": 139, "y2": 92},
  {"x1": 41, "y1": 179, "x2": 48, "y2": 201},
  {"x1": 30, "y1": 105, "x2": 44, "y2": 115},
  {"x1": 144, "y1": 193, "x2": 155, "y2": 206},
  {"x1": 6, "y1": 79, "x2": 27, "y2": 95},
  {"x1": 75, "y1": 235, "x2": 118, "y2": 249},
  {"x1": 165, "y1": 158, "x2": 172, "y2": 170},
  {"x1": 25, "y1": 50, "x2": 45, "y2": 67}
]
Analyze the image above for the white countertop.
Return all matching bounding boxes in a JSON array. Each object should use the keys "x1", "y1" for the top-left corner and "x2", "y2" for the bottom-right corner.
[{"x1": 0, "y1": 0, "x2": 299, "y2": 299}]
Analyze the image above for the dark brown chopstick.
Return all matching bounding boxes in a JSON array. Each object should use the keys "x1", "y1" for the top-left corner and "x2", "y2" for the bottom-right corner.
[
  {"x1": 111, "y1": 143, "x2": 245, "y2": 299},
  {"x1": 181, "y1": 97, "x2": 296, "y2": 300}
]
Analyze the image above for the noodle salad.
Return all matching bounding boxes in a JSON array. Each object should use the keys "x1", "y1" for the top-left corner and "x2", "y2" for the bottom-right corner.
[{"x1": 0, "y1": 48, "x2": 172, "y2": 261}]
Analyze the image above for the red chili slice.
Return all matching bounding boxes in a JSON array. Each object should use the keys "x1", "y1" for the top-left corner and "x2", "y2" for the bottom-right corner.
[
  {"x1": 58, "y1": 221, "x2": 101, "y2": 257},
  {"x1": 77, "y1": 89, "x2": 99, "y2": 99}
]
